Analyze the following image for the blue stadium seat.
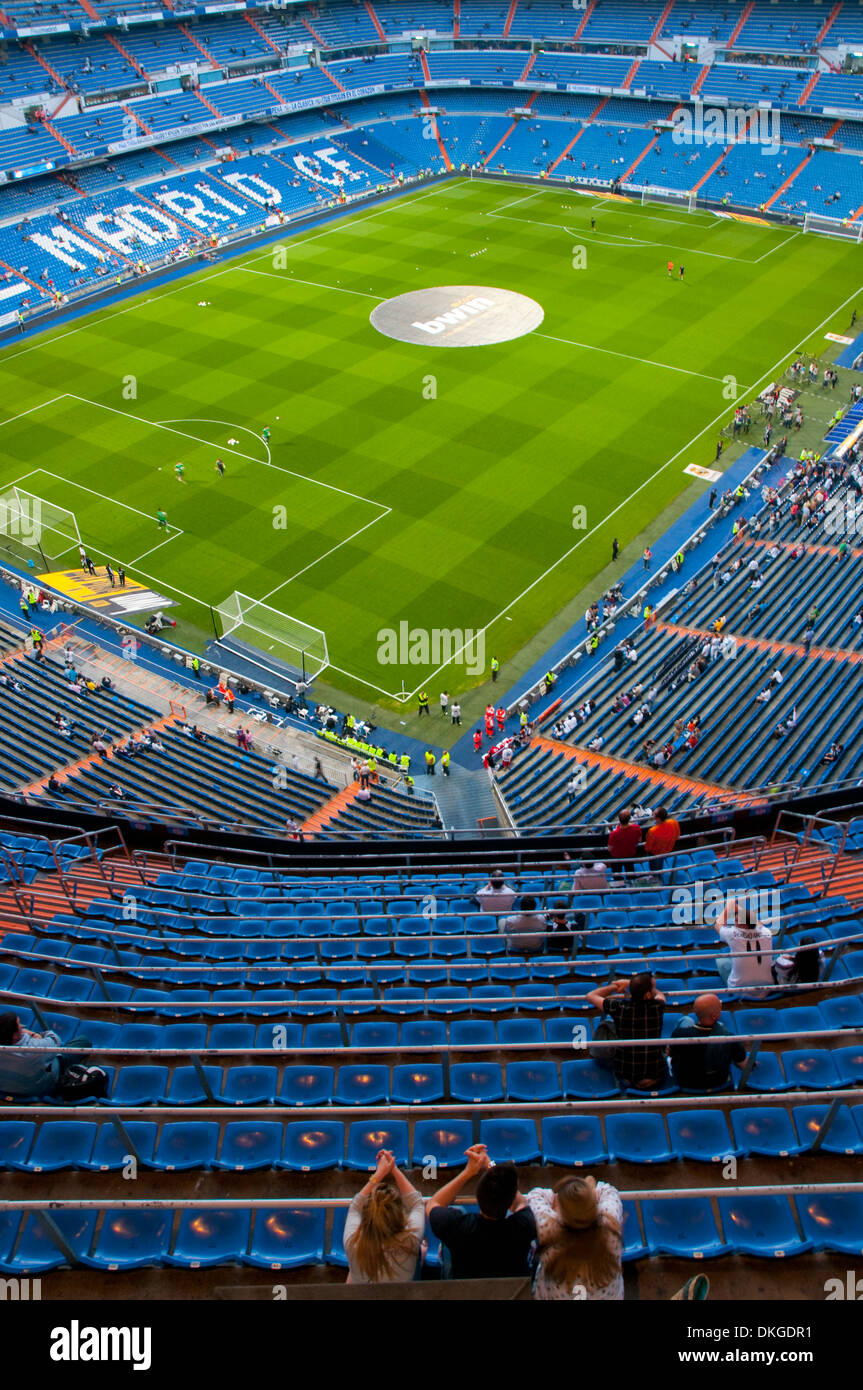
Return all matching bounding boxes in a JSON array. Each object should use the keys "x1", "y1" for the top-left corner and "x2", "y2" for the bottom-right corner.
[
  {"x1": 85, "y1": 1211, "x2": 171, "y2": 1271},
  {"x1": 470, "y1": 985, "x2": 514, "y2": 1014},
  {"x1": 400, "y1": 1021, "x2": 447, "y2": 1046},
  {"x1": 215, "y1": 1122, "x2": 284, "y2": 1171},
  {"x1": 781, "y1": 1049, "x2": 842, "y2": 1090},
  {"x1": 480, "y1": 1118, "x2": 541, "y2": 1164},
  {"x1": 450, "y1": 1020, "x2": 496, "y2": 1045},
  {"x1": 505, "y1": 1061, "x2": 561, "y2": 1101},
  {"x1": 351, "y1": 1022, "x2": 399, "y2": 1049},
  {"x1": 0, "y1": 1210, "x2": 94, "y2": 1272},
  {"x1": 449, "y1": 1063, "x2": 504, "y2": 1103},
  {"x1": 164, "y1": 1066, "x2": 223, "y2": 1105},
  {"x1": 152, "y1": 1122, "x2": 220, "y2": 1172},
  {"x1": 606, "y1": 1113, "x2": 674, "y2": 1164},
  {"x1": 819, "y1": 995, "x2": 863, "y2": 1030},
  {"x1": 345, "y1": 1120, "x2": 410, "y2": 1171},
  {"x1": 742, "y1": 1052, "x2": 789, "y2": 1092},
  {"x1": 498, "y1": 1019, "x2": 544, "y2": 1044},
  {"x1": 390, "y1": 1065, "x2": 445, "y2": 1105},
  {"x1": 833, "y1": 1044, "x2": 863, "y2": 1085},
  {"x1": 730, "y1": 1107, "x2": 805, "y2": 1158},
  {"x1": 0, "y1": 1120, "x2": 35, "y2": 1170},
  {"x1": 718, "y1": 1196, "x2": 810, "y2": 1257},
  {"x1": 245, "y1": 1209, "x2": 326, "y2": 1269},
  {"x1": 622, "y1": 1203, "x2": 647, "y2": 1262},
  {"x1": 561, "y1": 1059, "x2": 622, "y2": 1099},
  {"x1": 105, "y1": 1066, "x2": 170, "y2": 1106},
  {"x1": 333, "y1": 1066, "x2": 390, "y2": 1106},
  {"x1": 795, "y1": 1194, "x2": 863, "y2": 1255},
  {"x1": 666, "y1": 1111, "x2": 738, "y2": 1162},
  {"x1": 219, "y1": 1066, "x2": 279, "y2": 1105},
  {"x1": 302, "y1": 1023, "x2": 344, "y2": 1048},
  {"x1": 277, "y1": 1066, "x2": 335, "y2": 1107},
  {"x1": 642, "y1": 1198, "x2": 725, "y2": 1258},
  {"x1": 26, "y1": 1121, "x2": 97, "y2": 1172},
  {"x1": 412, "y1": 1119, "x2": 473, "y2": 1169},
  {"x1": 167, "y1": 1209, "x2": 252, "y2": 1267},
  {"x1": 85, "y1": 1121, "x2": 159, "y2": 1172},
  {"x1": 792, "y1": 1105, "x2": 863, "y2": 1155},
  {"x1": 279, "y1": 1121, "x2": 345, "y2": 1171},
  {"x1": 541, "y1": 1115, "x2": 608, "y2": 1166}
]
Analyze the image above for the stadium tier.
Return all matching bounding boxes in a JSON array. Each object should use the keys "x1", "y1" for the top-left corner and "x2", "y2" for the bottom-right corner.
[{"x1": 0, "y1": 0, "x2": 861, "y2": 1329}]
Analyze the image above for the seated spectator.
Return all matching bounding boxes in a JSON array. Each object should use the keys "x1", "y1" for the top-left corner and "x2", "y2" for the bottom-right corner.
[
  {"x1": 607, "y1": 808, "x2": 641, "y2": 872},
  {"x1": 545, "y1": 899, "x2": 576, "y2": 959},
  {"x1": 714, "y1": 900, "x2": 775, "y2": 999},
  {"x1": 586, "y1": 973, "x2": 668, "y2": 1091},
  {"x1": 525, "y1": 1175, "x2": 623, "y2": 1300},
  {"x1": 501, "y1": 895, "x2": 547, "y2": 955},
  {"x1": 772, "y1": 935, "x2": 822, "y2": 986},
  {"x1": 475, "y1": 869, "x2": 517, "y2": 915},
  {"x1": 644, "y1": 806, "x2": 681, "y2": 866},
  {"x1": 573, "y1": 861, "x2": 609, "y2": 892},
  {"x1": 669, "y1": 994, "x2": 746, "y2": 1091},
  {"x1": 344, "y1": 1148, "x2": 425, "y2": 1284},
  {"x1": 427, "y1": 1144, "x2": 536, "y2": 1280},
  {"x1": 0, "y1": 1013, "x2": 102, "y2": 1100}
]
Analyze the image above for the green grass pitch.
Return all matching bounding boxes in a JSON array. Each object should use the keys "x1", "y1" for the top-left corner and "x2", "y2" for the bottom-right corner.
[{"x1": 0, "y1": 177, "x2": 860, "y2": 711}]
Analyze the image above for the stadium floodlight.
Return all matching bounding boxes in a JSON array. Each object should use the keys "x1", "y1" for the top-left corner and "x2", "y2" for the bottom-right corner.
[
  {"x1": 0, "y1": 486, "x2": 81, "y2": 567},
  {"x1": 213, "y1": 591, "x2": 329, "y2": 683},
  {"x1": 641, "y1": 186, "x2": 697, "y2": 213},
  {"x1": 803, "y1": 213, "x2": 863, "y2": 242}
]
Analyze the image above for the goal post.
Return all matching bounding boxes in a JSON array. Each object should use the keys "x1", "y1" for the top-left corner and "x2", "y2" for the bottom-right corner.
[
  {"x1": 0, "y1": 486, "x2": 82, "y2": 569},
  {"x1": 641, "y1": 185, "x2": 697, "y2": 213},
  {"x1": 803, "y1": 212, "x2": 863, "y2": 242},
  {"x1": 213, "y1": 591, "x2": 329, "y2": 684}
]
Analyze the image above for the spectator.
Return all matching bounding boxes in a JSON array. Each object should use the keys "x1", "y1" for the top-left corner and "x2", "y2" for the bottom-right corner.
[
  {"x1": 669, "y1": 994, "x2": 746, "y2": 1091},
  {"x1": 0, "y1": 1013, "x2": 103, "y2": 1100},
  {"x1": 545, "y1": 899, "x2": 576, "y2": 959},
  {"x1": 607, "y1": 809, "x2": 641, "y2": 872},
  {"x1": 475, "y1": 869, "x2": 517, "y2": 915},
  {"x1": 715, "y1": 900, "x2": 775, "y2": 998},
  {"x1": 500, "y1": 895, "x2": 547, "y2": 955},
  {"x1": 525, "y1": 1175, "x2": 624, "y2": 1301},
  {"x1": 427, "y1": 1145, "x2": 536, "y2": 1280},
  {"x1": 586, "y1": 973, "x2": 668, "y2": 1091},
  {"x1": 572, "y1": 861, "x2": 609, "y2": 892},
  {"x1": 343, "y1": 1149, "x2": 425, "y2": 1284},
  {"x1": 772, "y1": 935, "x2": 821, "y2": 986},
  {"x1": 644, "y1": 806, "x2": 681, "y2": 867}
]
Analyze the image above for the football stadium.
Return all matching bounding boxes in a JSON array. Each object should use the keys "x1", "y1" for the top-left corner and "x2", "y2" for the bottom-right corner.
[{"x1": 0, "y1": 0, "x2": 861, "y2": 1338}]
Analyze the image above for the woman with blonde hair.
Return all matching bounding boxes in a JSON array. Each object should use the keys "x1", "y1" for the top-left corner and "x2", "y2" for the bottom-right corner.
[
  {"x1": 344, "y1": 1148, "x2": 426, "y2": 1284},
  {"x1": 525, "y1": 1175, "x2": 623, "y2": 1300}
]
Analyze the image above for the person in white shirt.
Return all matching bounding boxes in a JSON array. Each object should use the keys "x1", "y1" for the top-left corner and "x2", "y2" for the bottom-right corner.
[
  {"x1": 714, "y1": 901, "x2": 775, "y2": 998},
  {"x1": 344, "y1": 1149, "x2": 425, "y2": 1284},
  {"x1": 523, "y1": 1175, "x2": 623, "y2": 1301},
  {"x1": 475, "y1": 870, "x2": 517, "y2": 915}
]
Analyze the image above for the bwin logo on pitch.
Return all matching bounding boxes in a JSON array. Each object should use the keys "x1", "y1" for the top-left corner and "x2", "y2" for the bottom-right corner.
[
  {"x1": 412, "y1": 296, "x2": 495, "y2": 336},
  {"x1": 377, "y1": 622, "x2": 485, "y2": 676},
  {"x1": 50, "y1": 1321, "x2": 152, "y2": 1371},
  {"x1": 671, "y1": 101, "x2": 781, "y2": 156}
]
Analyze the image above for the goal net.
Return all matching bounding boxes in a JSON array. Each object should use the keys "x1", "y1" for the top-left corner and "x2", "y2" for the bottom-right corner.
[
  {"x1": 641, "y1": 186, "x2": 697, "y2": 213},
  {"x1": 0, "y1": 487, "x2": 81, "y2": 569},
  {"x1": 213, "y1": 591, "x2": 329, "y2": 683},
  {"x1": 803, "y1": 213, "x2": 863, "y2": 241}
]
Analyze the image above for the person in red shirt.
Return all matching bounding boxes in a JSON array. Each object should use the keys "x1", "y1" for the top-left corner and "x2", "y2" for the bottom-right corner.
[
  {"x1": 644, "y1": 807, "x2": 681, "y2": 868},
  {"x1": 607, "y1": 809, "x2": 642, "y2": 875},
  {"x1": 473, "y1": 730, "x2": 483, "y2": 754},
  {"x1": 496, "y1": 707, "x2": 506, "y2": 731}
]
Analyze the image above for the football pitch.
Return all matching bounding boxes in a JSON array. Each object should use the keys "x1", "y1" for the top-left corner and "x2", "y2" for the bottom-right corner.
[{"x1": 0, "y1": 177, "x2": 860, "y2": 710}]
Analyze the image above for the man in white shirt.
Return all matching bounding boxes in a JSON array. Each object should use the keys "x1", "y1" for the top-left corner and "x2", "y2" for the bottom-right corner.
[
  {"x1": 714, "y1": 901, "x2": 775, "y2": 998},
  {"x1": 475, "y1": 870, "x2": 517, "y2": 915}
]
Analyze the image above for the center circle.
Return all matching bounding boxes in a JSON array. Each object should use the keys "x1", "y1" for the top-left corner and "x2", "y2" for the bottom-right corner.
[{"x1": 370, "y1": 285, "x2": 544, "y2": 348}]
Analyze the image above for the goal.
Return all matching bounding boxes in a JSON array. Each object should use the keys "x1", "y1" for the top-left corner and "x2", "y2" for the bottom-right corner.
[
  {"x1": 0, "y1": 486, "x2": 81, "y2": 569},
  {"x1": 803, "y1": 212, "x2": 863, "y2": 241},
  {"x1": 213, "y1": 591, "x2": 329, "y2": 684},
  {"x1": 641, "y1": 186, "x2": 697, "y2": 213}
]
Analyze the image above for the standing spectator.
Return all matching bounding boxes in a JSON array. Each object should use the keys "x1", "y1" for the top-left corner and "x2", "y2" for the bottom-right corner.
[
  {"x1": 525, "y1": 1175, "x2": 623, "y2": 1301},
  {"x1": 642, "y1": 547, "x2": 652, "y2": 570},
  {"x1": 475, "y1": 869, "x2": 517, "y2": 915},
  {"x1": 343, "y1": 1149, "x2": 425, "y2": 1284},
  {"x1": 450, "y1": 700, "x2": 461, "y2": 726},
  {"x1": 669, "y1": 994, "x2": 746, "y2": 1091},
  {"x1": 607, "y1": 809, "x2": 641, "y2": 873},
  {"x1": 644, "y1": 806, "x2": 681, "y2": 868},
  {"x1": 427, "y1": 1145, "x2": 536, "y2": 1280},
  {"x1": 586, "y1": 973, "x2": 668, "y2": 1091},
  {"x1": 714, "y1": 900, "x2": 775, "y2": 998}
]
